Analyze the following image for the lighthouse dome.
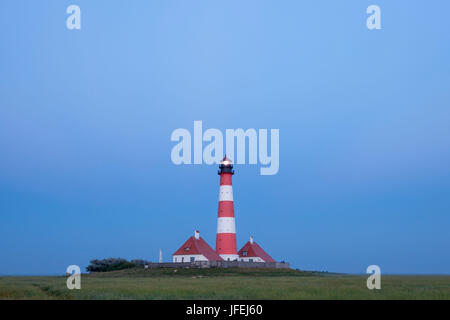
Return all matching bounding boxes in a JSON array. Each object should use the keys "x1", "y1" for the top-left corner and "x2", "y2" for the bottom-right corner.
[
  {"x1": 218, "y1": 155, "x2": 234, "y2": 175},
  {"x1": 221, "y1": 156, "x2": 232, "y2": 166}
]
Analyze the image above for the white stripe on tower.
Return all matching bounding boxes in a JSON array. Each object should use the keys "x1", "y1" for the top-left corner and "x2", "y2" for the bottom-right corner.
[
  {"x1": 219, "y1": 185, "x2": 233, "y2": 201},
  {"x1": 217, "y1": 217, "x2": 236, "y2": 233}
]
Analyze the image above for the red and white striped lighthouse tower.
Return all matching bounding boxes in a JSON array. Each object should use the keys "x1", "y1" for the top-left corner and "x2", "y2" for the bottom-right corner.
[{"x1": 216, "y1": 156, "x2": 239, "y2": 261}]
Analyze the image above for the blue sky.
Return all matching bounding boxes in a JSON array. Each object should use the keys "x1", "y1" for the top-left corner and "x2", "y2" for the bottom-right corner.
[{"x1": 1, "y1": 1, "x2": 449, "y2": 275}]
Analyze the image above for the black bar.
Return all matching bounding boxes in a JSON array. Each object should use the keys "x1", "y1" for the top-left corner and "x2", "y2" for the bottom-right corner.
[{"x1": 1, "y1": 300, "x2": 447, "y2": 318}]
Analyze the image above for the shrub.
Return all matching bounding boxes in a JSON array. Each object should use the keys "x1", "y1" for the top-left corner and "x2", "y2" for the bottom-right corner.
[{"x1": 86, "y1": 258, "x2": 137, "y2": 272}]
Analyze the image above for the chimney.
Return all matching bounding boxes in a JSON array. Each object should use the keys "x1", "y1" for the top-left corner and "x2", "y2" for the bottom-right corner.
[
  {"x1": 194, "y1": 230, "x2": 200, "y2": 239},
  {"x1": 250, "y1": 236, "x2": 254, "y2": 244}
]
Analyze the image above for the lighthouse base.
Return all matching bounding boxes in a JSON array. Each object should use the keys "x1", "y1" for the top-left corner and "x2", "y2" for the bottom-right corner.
[{"x1": 219, "y1": 254, "x2": 240, "y2": 261}]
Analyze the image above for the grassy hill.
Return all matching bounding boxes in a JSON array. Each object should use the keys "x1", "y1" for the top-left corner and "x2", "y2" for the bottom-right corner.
[{"x1": 1, "y1": 267, "x2": 449, "y2": 300}]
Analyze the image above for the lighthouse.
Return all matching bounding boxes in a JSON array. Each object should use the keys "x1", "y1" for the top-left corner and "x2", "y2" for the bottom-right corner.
[
  {"x1": 216, "y1": 156, "x2": 239, "y2": 261},
  {"x1": 172, "y1": 155, "x2": 280, "y2": 266}
]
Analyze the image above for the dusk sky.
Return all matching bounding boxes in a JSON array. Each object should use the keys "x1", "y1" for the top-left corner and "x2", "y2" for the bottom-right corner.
[{"x1": 1, "y1": 1, "x2": 449, "y2": 275}]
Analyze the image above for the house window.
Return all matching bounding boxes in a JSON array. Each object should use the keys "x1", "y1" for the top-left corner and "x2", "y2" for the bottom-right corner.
[
  {"x1": 249, "y1": 259, "x2": 253, "y2": 262},
  {"x1": 182, "y1": 257, "x2": 184, "y2": 262},
  {"x1": 242, "y1": 251, "x2": 247, "y2": 256},
  {"x1": 184, "y1": 247, "x2": 190, "y2": 251},
  {"x1": 190, "y1": 257, "x2": 195, "y2": 262}
]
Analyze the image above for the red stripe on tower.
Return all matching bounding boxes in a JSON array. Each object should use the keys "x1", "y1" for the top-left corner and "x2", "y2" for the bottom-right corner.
[{"x1": 216, "y1": 156, "x2": 239, "y2": 261}]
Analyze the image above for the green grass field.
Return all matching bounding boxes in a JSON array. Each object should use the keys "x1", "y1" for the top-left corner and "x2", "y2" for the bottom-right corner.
[{"x1": 1, "y1": 268, "x2": 449, "y2": 300}]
